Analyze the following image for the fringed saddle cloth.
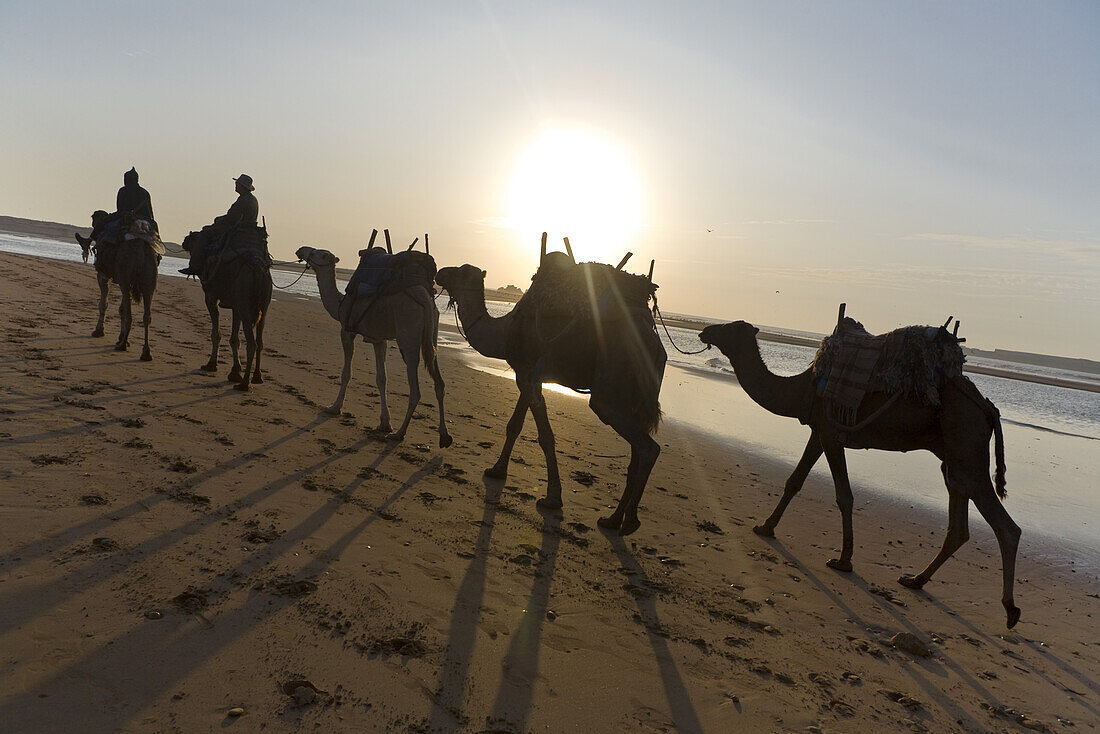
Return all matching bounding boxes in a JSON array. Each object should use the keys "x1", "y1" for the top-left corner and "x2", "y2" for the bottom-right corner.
[
  {"x1": 123, "y1": 219, "x2": 165, "y2": 256},
  {"x1": 811, "y1": 317, "x2": 965, "y2": 426}
]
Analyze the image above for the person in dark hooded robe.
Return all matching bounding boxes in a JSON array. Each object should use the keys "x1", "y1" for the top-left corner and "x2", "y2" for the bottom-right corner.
[
  {"x1": 86, "y1": 167, "x2": 157, "y2": 242},
  {"x1": 116, "y1": 167, "x2": 156, "y2": 228}
]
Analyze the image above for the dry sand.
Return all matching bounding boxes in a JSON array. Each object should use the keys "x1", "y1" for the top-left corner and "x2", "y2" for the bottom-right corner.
[{"x1": 1, "y1": 252, "x2": 1097, "y2": 733}]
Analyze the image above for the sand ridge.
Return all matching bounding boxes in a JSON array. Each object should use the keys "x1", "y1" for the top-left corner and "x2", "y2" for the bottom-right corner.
[{"x1": 1, "y1": 252, "x2": 1097, "y2": 733}]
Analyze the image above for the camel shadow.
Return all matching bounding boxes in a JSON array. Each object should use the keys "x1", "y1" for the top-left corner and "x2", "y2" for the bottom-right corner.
[
  {"x1": 1, "y1": 371, "x2": 200, "y2": 408},
  {"x1": 2, "y1": 381, "x2": 224, "y2": 444},
  {"x1": 758, "y1": 534, "x2": 1005, "y2": 729},
  {"x1": 0, "y1": 409, "x2": 333, "y2": 571},
  {"x1": 0, "y1": 449, "x2": 437, "y2": 732},
  {"x1": 0, "y1": 415, "x2": 345, "y2": 634},
  {"x1": 427, "y1": 474, "x2": 506, "y2": 732},
  {"x1": 918, "y1": 593, "x2": 1100, "y2": 720},
  {"x1": 483, "y1": 508, "x2": 562, "y2": 733},
  {"x1": 603, "y1": 531, "x2": 704, "y2": 734}
]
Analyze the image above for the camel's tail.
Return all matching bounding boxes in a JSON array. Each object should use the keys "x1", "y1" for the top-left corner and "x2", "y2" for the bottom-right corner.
[
  {"x1": 953, "y1": 376, "x2": 1007, "y2": 499},
  {"x1": 631, "y1": 321, "x2": 666, "y2": 436},
  {"x1": 989, "y1": 397, "x2": 1007, "y2": 500}
]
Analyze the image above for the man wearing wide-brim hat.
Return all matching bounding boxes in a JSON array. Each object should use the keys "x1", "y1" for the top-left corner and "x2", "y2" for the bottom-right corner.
[{"x1": 180, "y1": 174, "x2": 260, "y2": 276}]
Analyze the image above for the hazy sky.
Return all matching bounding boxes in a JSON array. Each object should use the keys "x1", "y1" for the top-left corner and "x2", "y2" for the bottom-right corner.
[{"x1": 2, "y1": 1, "x2": 1097, "y2": 358}]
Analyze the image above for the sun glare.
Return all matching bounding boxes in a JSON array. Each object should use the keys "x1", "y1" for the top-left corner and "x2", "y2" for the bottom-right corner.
[{"x1": 506, "y1": 128, "x2": 642, "y2": 263}]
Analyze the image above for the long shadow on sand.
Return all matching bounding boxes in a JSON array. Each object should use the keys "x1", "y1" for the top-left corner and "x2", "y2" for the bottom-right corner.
[
  {"x1": 1, "y1": 380, "x2": 226, "y2": 445},
  {"x1": 0, "y1": 413, "x2": 333, "y2": 573},
  {"x1": 760, "y1": 536, "x2": 1004, "y2": 730},
  {"x1": 0, "y1": 415, "x2": 361, "y2": 635},
  {"x1": 427, "y1": 475, "x2": 505, "y2": 732},
  {"x1": 0, "y1": 370, "x2": 208, "y2": 410},
  {"x1": 483, "y1": 509, "x2": 562, "y2": 733},
  {"x1": 918, "y1": 592, "x2": 1100, "y2": 721},
  {"x1": 605, "y1": 532, "x2": 704, "y2": 734},
  {"x1": 0, "y1": 447, "x2": 438, "y2": 732}
]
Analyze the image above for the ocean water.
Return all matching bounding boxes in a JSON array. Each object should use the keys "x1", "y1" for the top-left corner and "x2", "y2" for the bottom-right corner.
[{"x1": 4, "y1": 232, "x2": 1098, "y2": 568}]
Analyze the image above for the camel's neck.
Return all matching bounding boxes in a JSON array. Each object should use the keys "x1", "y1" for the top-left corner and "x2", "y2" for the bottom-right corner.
[
  {"x1": 451, "y1": 286, "x2": 513, "y2": 360},
  {"x1": 723, "y1": 337, "x2": 811, "y2": 419},
  {"x1": 310, "y1": 264, "x2": 343, "y2": 321}
]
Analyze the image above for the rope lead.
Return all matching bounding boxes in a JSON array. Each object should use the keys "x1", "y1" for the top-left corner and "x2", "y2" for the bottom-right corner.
[{"x1": 653, "y1": 299, "x2": 710, "y2": 355}]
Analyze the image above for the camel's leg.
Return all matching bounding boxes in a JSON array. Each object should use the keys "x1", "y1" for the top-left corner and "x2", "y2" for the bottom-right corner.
[
  {"x1": 388, "y1": 328, "x2": 422, "y2": 442},
  {"x1": 140, "y1": 292, "x2": 152, "y2": 361},
  {"x1": 590, "y1": 396, "x2": 660, "y2": 537},
  {"x1": 423, "y1": 338, "x2": 452, "y2": 448},
  {"x1": 251, "y1": 307, "x2": 265, "y2": 384},
  {"x1": 93, "y1": 275, "x2": 107, "y2": 337},
  {"x1": 821, "y1": 439, "x2": 855, "y2": 572},
  {"x1": 227, "y1": 314, "x2": 243, "y2": 383},
  {"x1": 202, "y1": 299, "x2": 219, "y2": 371},
  {"x1": 754, "y1": 433, "x2": 823, "y2": 537},
  {"x1": 234, "y1": 313, "x2": 256, "y2": 392},
  {"x1": 529, "y1": 399, "x2": 564, "y2": 511},
  {"x1": 485, "y1": 393, "x2": 530, "y2": 479},
  {"x1": 115, "y1": 286, "x2": 131, "y2": 351},
  {"x1": 971, "y1": 483, "x2": 1022, "y2": 628},
  {"x1": 372, "y1": 341, "x2": 392, "y2": 433},
  {"x1": 327, "y1": 330, "x2": 357, "y2": 415},
  {"x1": 900, "y1": 467, "x2": 969, "y2": 589}
]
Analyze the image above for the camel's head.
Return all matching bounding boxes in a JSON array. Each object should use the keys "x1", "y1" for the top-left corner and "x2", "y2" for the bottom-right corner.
[
  {"x1": 435, "y1": 264, "x2": 486, "y2": 296},
  {"x1": 181, "y1": 231, "x2": 201, "y2": 253},
  {"x1": 698, "y1": 321, "x2": 758, "y2": 352},
  {"x1": 295, "y1": 246, "x2": 339, "y2": 268},
  {"x1": 90, "y1": 210, "x2": 110, "y2": 228}
]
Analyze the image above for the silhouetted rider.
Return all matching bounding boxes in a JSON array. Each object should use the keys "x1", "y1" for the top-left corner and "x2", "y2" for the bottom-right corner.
[{"x1": 179, "y1": 174, "x2": 259, "y2": 276}]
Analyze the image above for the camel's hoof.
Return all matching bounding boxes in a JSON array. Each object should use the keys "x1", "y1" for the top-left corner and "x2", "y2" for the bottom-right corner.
[
  {"x1": 439, "y1": 434, "x2": 453, "y2": 449},
  {"x1": 233, "y1": 382, "x2": 250, "y2": 392},
  {"x1": 1005, "y1": 604, "x2": 1021, "y2": 629},
  {"x1": 826, "y1": 558, "x2": 853, "y2": 573},
  {"x1": 91, "y1": 328, "x2": 105, "y2": 338},
  {"x1": 536, "y1": 497, "x2": 563, "y2": 511},
  {"x1": 597, "y1": 514, "x2": 623, "y2": 530},
  {"x1": 252, "y1": 374, "x2": 263, "y2": 385},
  {"x1": 376, "y1": 423, "x2": 393, "y2": 434},
  {"x1": 227, "y1": 372, "x2": 243, "y2": 383},
  {"x1": 200, "y1": 363, "x2": 218, "y2": 372},
  {"x1": 324, "y1": 405, "x2": 341, "y2": 416},
  {"x1": 483, "y1": 466, "x2": 507, "y2": 480},
  {"x1": 897, "y1": 574, "x2": 926, "y2": 590},
  {"x1": 115, "y1": 343, "x2": 127, "y2": 352},
  {"x1": 385, "y1": 432, "x2": 405, "y2": 443},
  {"x1": 140, "y1": 350, "x2": 152, "y2": 362},
  {"x1": 618, "y1": 517, "x2": 641, "y2": 537},
  {"x1": 752, "y1": 524, "x2": 775, "y2": 538}
]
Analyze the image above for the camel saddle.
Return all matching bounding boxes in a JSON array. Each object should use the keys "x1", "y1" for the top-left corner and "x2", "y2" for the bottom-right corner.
[
  {"x1": 200, "y1": 225, "x2": 271, "y2": 308},
  {"x1": 517, "y1": 260, "x2": 657, "y2": 321},
  {"x1": 811, "y1": 317, "x2": 965, "y2": 424},
  {"x1": 338, "y1": 249, "x2": 437, "y2": 331}
]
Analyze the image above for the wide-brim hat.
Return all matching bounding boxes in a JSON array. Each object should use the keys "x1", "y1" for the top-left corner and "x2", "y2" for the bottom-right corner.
[{"x1": 233, "y1": 174, "x2": 255, "y2": 191}]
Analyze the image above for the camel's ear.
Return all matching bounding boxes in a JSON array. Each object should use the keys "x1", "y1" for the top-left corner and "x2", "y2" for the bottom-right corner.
[
  {"x1": 480, "y1": 269, "x2": 487, "y2": 279},
  {"x1": 752, "y1": 326, "x2": 760, "y2": 335}
]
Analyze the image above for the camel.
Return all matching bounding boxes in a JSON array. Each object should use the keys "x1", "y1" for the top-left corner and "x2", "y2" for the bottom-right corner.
[
  {"x1": 294, "y1": 246, "x2": 451, "y2": 448},
  {"x1": 75, "y1": 213, "x2": 157, "y2": 360},
  {"x1": 698, "y1": 320, "x2": 1022, "y2": 627},
  {"x1": 181, "y1": 230, "x2": 272, "y2": 391},
  {"x1": 435, "y1": 262, "x2": 666, "y2": 535}
]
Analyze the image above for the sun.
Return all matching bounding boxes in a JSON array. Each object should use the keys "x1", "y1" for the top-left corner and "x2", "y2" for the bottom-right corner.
[{"x1": 506, "y1": 128, "x2": 642, "y2": 263}]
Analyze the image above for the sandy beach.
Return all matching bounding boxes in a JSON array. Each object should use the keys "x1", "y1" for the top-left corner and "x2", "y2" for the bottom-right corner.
[{"x1": 2, "y1": 252, "x2": 1098, "y2": 733}]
